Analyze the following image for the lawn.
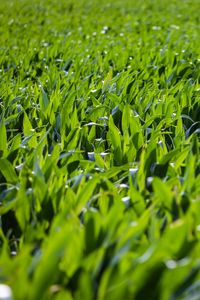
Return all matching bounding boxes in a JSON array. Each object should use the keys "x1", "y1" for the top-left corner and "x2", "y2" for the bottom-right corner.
[{"x1": 0, "y1": 0, "x2": 200, "y2": 299}]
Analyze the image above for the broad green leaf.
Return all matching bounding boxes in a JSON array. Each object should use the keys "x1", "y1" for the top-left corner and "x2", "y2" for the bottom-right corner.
[
  {"x1": 152, "y1": 177, "x2": 172, "y2": 209},
  {"x1": 39, "y1": 89, "x2": 49, "y2": 114},
  {"x1": 0, "y1": 158, "x2": 18, "y2": 184},
  {"x1": 75, "y1": 176, "x2": 99, "y2": 214},
  {"x1": 23, "y1": 112, "x2": 37, "y2": 147}
]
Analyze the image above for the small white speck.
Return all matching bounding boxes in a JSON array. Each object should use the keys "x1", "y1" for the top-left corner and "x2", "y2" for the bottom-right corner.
[
  {"x1": 152, "y1": 26, "x2": 161, "y2": 31},
  {"x1": 170, "y1": 24, "x2": 180, "y2": 30},
  {"x1": 0, "y1": 284, "x2": 13, "y2": 300},
  {"x1": 129, "y1": 168, "x2": 138, "y2": 176},
  {"x1": 165, "y1": 260, "x2": 177, "y2": 269}
]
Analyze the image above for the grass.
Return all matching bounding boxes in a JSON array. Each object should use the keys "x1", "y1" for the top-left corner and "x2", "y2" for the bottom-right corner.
[{"x1": 0, "y1": 0, "x2": 200, "y2": 299}]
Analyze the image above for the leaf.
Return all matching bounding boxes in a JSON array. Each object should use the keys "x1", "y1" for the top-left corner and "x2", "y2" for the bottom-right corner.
[
  {"x1": 40, "y1": 89, "x2": 49, "y2": 113},
  {"x1": 0, "y1": 158, "x2": 18, "y2": 184},
  {"x1": 75, "y1": 176, "x2": 99, "y2": 214},
  {"x1": 23, "y1": 112, "x2": 37, "y2": 147},
  {"x1": 122, "y1": 104, "x2": 130, "y2": 134},
  {"x1": 159, "y1": 148, "x2": 181, "y2": 165},
  {"x1": 107, "y1": 115, "x2": 122, "y2": 163},
  {"x1": 152, "y1": 177, "x2": 172, "y2": 209},
  {"x1": 0, "y1": 118, "x2": 7, "y2": 157},
  {"x1": 23, "y1": 112, "x2": 33, "y2": 136}
]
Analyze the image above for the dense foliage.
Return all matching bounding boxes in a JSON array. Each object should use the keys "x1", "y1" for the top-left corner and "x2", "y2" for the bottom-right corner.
[{"x1": 0, "y1": 0, "x2": 200, "y2": 299}]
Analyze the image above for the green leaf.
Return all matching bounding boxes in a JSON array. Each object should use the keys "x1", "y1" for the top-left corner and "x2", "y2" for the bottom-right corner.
[
  {"x1": 108, "y1": 116, "x2": 121, "y2": 149},
  {"x1": 40, "y1": 89, "x2": 49, "y2": 113},
  {"x1": 75, "y1": 176, "x2": 99, "y2": 214},
  {"x1": 0, "y1": 118, "x2": 7, "y2": 157},
  {"x1": 107, "y1": 115, "x2": 122, "y2": 163},
  {"x1": 0, "y1": 158, "x2": 18, "y2": 184},
  {"x1": 152, "y1": 177, "x2": 172, "y2": 209},
  {"x1": 23, "y1": 112, "x2": 37, "y2": 147},
  {"x1": 122, "y1": 104, "x2": 130, "y2": 134},
  {"x1": 23, "y1": 112, "x2": 33, "y2": 136}
]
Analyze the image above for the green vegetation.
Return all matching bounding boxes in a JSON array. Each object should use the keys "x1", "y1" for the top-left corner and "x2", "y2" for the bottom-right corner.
[{"x1": 0, "y1": 0, "x2": 200, "y2": 299}]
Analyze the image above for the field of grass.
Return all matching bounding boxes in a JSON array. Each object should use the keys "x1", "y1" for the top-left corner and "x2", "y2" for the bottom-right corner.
[{"x1": 0, "y1": 0, "x2": 200, "y2": 299}]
